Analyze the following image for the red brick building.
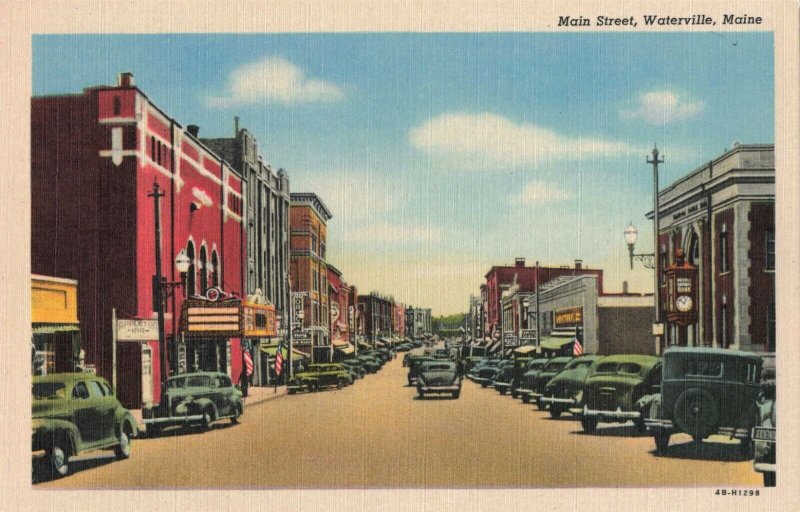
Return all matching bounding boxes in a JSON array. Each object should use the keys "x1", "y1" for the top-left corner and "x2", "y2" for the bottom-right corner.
[
  {"x1": 654, "y1": 143, "x2": 774, "y2": 353},
  {"x1": 484, "y1": 258, "x2": 603, "y2": 340},
  {"x1": 31, "y1": 73, "x2": 246, "y2": 408},
  {"x1": 393, "y1": 303, "x2": 406, "y2": 340},
  {"x1": 289, "y1": 193, "x2": 332, "y2": 361},
  {"x1": 327, "y1": 265, "x2": 355, "y2": 358}
]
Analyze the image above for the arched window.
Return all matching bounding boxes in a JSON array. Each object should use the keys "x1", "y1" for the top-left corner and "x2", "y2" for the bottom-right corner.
[
  {"x1": 688, "y1": 232, "x2": 700, "y2": 266},
  {"x1": 186, "y1": 241, "x2": 196, "y2": 297},
  {"x1": 199, "y1": 246, "x2": 208, "y2": 295},
  {"x1": 211, "y1": 251, "x2": 219, "y2": 288}
]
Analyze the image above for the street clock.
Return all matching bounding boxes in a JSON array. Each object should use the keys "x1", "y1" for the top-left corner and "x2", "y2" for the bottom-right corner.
[{"x1": 664, "y1": 249, "x2": 698, "y2": 326}]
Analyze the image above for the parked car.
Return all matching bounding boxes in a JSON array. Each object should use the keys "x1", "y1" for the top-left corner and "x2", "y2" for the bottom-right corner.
[
  {"x1": 396, "y1": 343, "x2": 413, "y2": 352},
  {"x1": 471, "y1": 359, "x2": 503, "y2": 388},
  {"x1": 462, "y1": 356, "x2": 485, "y2": 375},
  {"x1": 539, "y1": 355, "x2": 603, "y2": 418},
  {"x1": 417, "y1": 360, "x2": 462, "y2": 399},
  {"x1": 327, "y1": 362, "x2": 358, "y2": 383},
  {"x1": 287, "y1": 364, "x2": 352, "y2": 394},
  {"x1": 513, "y1": 358, "x2": 549, "y2": 401},
  {"x1": 143, "y1": 372, "x2": 244, "y2": 435},
  {"x1": 580, "y1": 354, "x2": 661, "y2": 433},
  {"x1": 492, "y1": 363, "x2": 514, "y2": 395},
  {"x1": 32, "y1": 373, "x2": 138, "y2": 478},
  {"x1": 340, "y1": 359, "x2": 367, "y2": 379},
  {"x1": 408, "y1": 356, "x2": 436, "y2": 385},
  {"x1": 356, "y1": 354, "x2": 382, "y2": 373},
  {"x1": 752, "y1": 378, "x2": 775, "y2": 487},
  {"x1": 529, "y1": 356, "x2": 574, "y2": 410},
  {"x1": 644, "y1": 347, "x2": 762, "y2": 454}
]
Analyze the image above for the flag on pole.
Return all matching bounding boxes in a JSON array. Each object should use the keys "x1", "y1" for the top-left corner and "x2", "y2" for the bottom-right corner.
[
  {"x1": 243, "y1": 350, "x2": 254, "y2": 377},
  {"x1": 275, "y1": 341, "x2": 284, "y2": 376},
  {"x1": 573, "y1": 337, "x2": 583, "y2": 356}
]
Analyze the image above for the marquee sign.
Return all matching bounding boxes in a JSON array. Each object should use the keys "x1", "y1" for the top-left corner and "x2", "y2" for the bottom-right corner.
[
  {"x1": 554, "y1": 306, "x2": 583, "y2": 328},
  {"x1": 181, "y1": 298, "x2": 242, "y2": 337},
  {"x1": 242, "y1": 302, "x2": 277, "y2": 338}
]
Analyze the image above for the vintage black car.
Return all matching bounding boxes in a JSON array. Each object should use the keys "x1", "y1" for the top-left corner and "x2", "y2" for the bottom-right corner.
[
  {"x1": 143, "y1": 372, "x2": 243, "y2": 435},
  {"x1": 408, "y1": 356, "x2": 436, "y2": 385},
  {"x1": 529, "y1": 356, "x2": 574, "y2": 410},
  {"x1": 507, "y1": 357, "x2": 534, "y2": 398},
  {"x1": 340, "y1": 359, "x2": 367, "y2": 379},
  {"x1": 752, "y1": 379, "x2": 775, "y2": 487},
  {"x1": 581, "y1": 354, "x2": 661, "y2": 433},
  {"x1": 417, "y1": 361, "x2": 462, "y2": 399},
  {"x1": 32, "y1": 373, "x2": 138, "y2": 478},
  {"x1": 492, "y1": 363, "x2": 514, "y2": 395},
  {"x1": 644, "y1": 347, "x2": 762, "y2": 453},
  {"x1": 539, "y1": 355, "x2": 603, "y2": 418},
  {"x1": 356, "y1": 354, "x2": 382, "y2": 373}
]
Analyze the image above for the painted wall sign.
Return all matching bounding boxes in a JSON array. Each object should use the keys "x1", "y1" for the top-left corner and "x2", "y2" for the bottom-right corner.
[{"x1": 554, "y1": 306, "x2": 583, "y2": 328}]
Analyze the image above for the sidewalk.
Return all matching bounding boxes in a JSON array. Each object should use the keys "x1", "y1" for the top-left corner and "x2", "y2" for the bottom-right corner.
[{"x1": 129, "y1": 385, "x2": 288, "y2": 427}]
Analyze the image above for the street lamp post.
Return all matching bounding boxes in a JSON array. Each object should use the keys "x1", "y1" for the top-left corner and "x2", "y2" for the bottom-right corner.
[{"x1": 148, "y1": 182, "x2": 191, "y2": 389}]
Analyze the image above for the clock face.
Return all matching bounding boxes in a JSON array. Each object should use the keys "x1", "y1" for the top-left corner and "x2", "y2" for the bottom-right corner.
[{"x1": 676, "y1": 295, "x2": 693, "y2": 312}]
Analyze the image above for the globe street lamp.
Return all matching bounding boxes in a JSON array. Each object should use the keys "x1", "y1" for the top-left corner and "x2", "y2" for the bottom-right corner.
[{"x1": 625, "y1": 223, "x2": 655, "y2": 269}]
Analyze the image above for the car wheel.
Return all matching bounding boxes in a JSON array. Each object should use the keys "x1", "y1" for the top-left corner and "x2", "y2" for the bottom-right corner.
[
  {"x1": 480, "y1": 382, "x2": 488, "y2": 388},
  {"x1": 581, "y1": 416, "x2": 598, "y2": 433},
  {"x1": 522, "y1": 394, "x2": 531, "y2": 404},
  {"x1": 452, "y1": 391, "x2": 460, "y2": 399},
  {"x1": 230, "y1": 404, "x2": 241, "y2": 424},
  {"x1": 633, "y1": 417, "x2": 647, "y2": 433},
  {"x1": 549, "y1": 407, "x2": 562, "y2": 419},
  {"x1": 337, "y1": 378, "x2": 345, "y2": 389},
  {"x1": 200, "y1": 408, "x2": 213, "y2": 430},
  {"x1": 288, "y1": 389, "x2": 296, "y2": 395},
  {"x1": 114, "y1": 424, "x2": 133, "y2": 460},
  {"x1": 536, "y1": 399, "x2": 545, "y2": 411},
  {"x1": 498, "y1": 388, "x2": 507, "y2": 396},
  {"x1": 47, "y1": 442, "x2": 70, "y2": 478},
  {"x1": 654, "y1": 433, "x2": 671, "y2": 453},
  {"x1": 147, "y1": 424, "x2": 161, "y2": 437},
  {"x1": 739, "y1": 438, "x2": 755, "y2": 459},
  {"x1": 511, "y1": 390, "x2": 519, "y2": 399},
  {"x1": 763, "y1": 472, "x2": 776, "y2": 487},
  {"x1": 674, "y1": 388, "x2": 719, "y2": 441},
  {"x1": 417, "y1": 389, "x2": 424, "y2": 399}
]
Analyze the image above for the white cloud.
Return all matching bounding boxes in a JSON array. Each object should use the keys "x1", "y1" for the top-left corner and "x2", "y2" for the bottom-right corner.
[
  {"x1": 409, "y1": 112, "x2": 637, "y2": 171},
  {"x1": 511, "y1": 181, "x2": 574, "y2": 206},
  {"x1": 620, "y1": 90, "x2": 704, "y2": 125},
  {"x1": 206, "y1": 56, "x2": 345, "y2": 107}
]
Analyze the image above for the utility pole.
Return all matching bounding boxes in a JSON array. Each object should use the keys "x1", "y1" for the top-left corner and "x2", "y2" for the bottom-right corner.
[
  {"x1": 147, "y1": 182, "x2": 169, "y2": 390},
  {"x1": 648, "y1": 146, "x2": 664, "y2": 355}
]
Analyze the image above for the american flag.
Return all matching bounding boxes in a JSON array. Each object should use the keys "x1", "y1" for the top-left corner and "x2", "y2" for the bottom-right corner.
[
  {"x1": 573, "y1": 337, "x2": 583, "y2": 356},
  {"x1": 243, "y1": 350, "x2": 254, "y2": 377},
  {"x1": 275, "y1": 341, "x2": 284, "y2": 375}
]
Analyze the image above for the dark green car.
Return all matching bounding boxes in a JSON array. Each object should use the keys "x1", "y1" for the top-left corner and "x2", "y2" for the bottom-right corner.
[
  {"x1": 644, "y1": 347, "x2": 762, "y2": 455},
  {"x1": 143, "y1": 372, "x2": 244, "y2": 435},
  {"x1": 581, "y1": 354, "x2": 661, "y2": 433},
  {"x1": 340, "y1": 359, "x2": 367, "y2": 379},
  {"x1": 516, "y1": 358, "x2": 550, "y2": 403},
  {"x1": 287, "y1": 363, "x2": 352, "y2": 393},
  {"x1": 539, "y1": 355, "x2": 603, "y2": 418},
  {"x1": 408, "y1": 357, "x2": 436, "y2": 385},
  {"x1": 356, "y1": 354, "x2": 381, "y2": 373},
  {"x1": 32, "y1": 373, "x2": 138, "y2": 478},
  {"x1": 529, "y1": 356, "x2": 574, "y2": 410},
  {"x1": 417, "y1": 361, "x2": 462, "y2": 399}
]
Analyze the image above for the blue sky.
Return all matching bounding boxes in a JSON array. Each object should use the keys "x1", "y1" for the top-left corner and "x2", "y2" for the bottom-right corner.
[{"x1": 33, "y1": 33, "x2": 774, "y2": 314}]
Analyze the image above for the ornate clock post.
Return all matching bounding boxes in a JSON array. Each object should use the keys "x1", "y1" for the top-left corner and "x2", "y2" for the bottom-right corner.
[{"x1": 664, "y1": 249, "x2": 699, "y2": 346}]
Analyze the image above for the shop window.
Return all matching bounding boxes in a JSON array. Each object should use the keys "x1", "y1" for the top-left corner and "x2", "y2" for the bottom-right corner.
[{"x1": 765, "y1": 231, "x2": 775, "y2": 270}]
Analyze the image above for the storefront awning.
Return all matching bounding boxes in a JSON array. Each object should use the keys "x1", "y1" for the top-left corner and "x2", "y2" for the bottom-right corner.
[
  {"x1": 514, "y1": 344, "x2": 538, "y2": 355},
  {"x1": 375, "y1": 339, "x2": 387, "y2": 347},
  {"x1": 32, "y1": 324, "x2": 80, "y2": 335},
  {"x1": 332, "y1": 339, "x2": 348, "y2": 348},
  {"x1": 357, "y1": 341, "x2": 371, "y2": 350},
  {"x1": 260, "y1": 344, "x2": 308, "y2": 359},
  {"x1": 336, "y1": 344, "x2": 356, "y2": 355},
  {"x1": 539, "y1": 337, "x2": 574, "y2": 351},
  {"x1": 487, "y1": 341, "x2": 501, "y2": 353}
]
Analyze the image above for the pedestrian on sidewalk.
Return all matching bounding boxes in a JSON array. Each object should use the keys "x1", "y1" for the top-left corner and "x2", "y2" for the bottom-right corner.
[{"x1": 239, "y1": 370, "x2": 249, "y2": 397}]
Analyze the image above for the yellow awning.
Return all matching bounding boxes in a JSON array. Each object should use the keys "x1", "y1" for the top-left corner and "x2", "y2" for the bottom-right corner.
[
  {"x1": 514, "y1": 345, "x2": 538, "y2": 355},
  {"x1": 539, "y1": 337, "x2": 573, "y2": 351}
]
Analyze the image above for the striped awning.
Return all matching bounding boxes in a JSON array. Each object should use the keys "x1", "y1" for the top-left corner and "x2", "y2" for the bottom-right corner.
[
  {"x1": 487, "y1": 341, "x2": 502, "y2": 353},
  {"x1": 32, "y1": 324, "x2": 80, "y2": 335},
  {"x1": 260, "y1": 344, "x2": 308, "y2": 359}
]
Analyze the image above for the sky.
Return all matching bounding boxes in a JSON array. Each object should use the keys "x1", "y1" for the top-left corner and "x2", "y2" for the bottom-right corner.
[{"x1": 33, "y1": 32, "x2": 774, "y2": 315}]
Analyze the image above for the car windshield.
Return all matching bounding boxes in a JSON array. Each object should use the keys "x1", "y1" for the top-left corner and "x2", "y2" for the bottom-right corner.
[
  {"x1": 32, "y1": 382, "x2": 66, "y2": 400},
  {"x1": 187, "y1": 376, "x2": 211, "y2": 387},
  {"x1": 547, "y1": 362, "x2": 568, "y2": 372},
  {"x1": 168, "y1": 378, "x2": 186, "y2": 389},
  {"x1": 595, "y1": 362, "x2": 618, "y2": 374},
  {"x1": 571, "y1": 360, "x2": 594, "y2": 369},
  {"x1": 529, "y1": 360, "x2": 546, "y2": 370},
  {"x1": 618, "y1": 363, "x2": 641, "y2": 375},
  {"x1": 684, "y1": 359, "x2": 723, "y2": 378},
  {"x1": 424, "y1": 363, "x2": 454, "y2": 372}
]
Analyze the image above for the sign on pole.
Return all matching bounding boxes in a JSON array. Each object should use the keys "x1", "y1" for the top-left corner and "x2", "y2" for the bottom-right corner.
[{"x1": 117, "y1": 319, "x2": 159, "y2": 341}]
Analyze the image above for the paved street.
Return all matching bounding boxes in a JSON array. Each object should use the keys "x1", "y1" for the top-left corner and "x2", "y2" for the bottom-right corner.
[{"x1": 38, "y1": 356, "x2": 761, "y2": 488}]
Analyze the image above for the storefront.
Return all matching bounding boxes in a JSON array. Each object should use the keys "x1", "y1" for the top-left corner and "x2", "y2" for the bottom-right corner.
[
  {"x1": 31, "y1": 275, "x2": 81, "y2": 375},
  {"x1": 180, "y1": 297, "x2": 244, "y2": 382},
  {"x1": 242, "y1": 295, "x2": 277, "y2": 386}
]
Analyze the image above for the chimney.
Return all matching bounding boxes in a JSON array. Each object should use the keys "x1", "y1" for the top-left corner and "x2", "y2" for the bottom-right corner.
[
  {"x1": 515, "y1": 258, "x2": 525, "y2": 268},
  {"x1": 622, "y1": 281, "x2": 629, "y2": 295},
  {"x1": 187, "y1": 125, "x2": 200, "y2": 137},
  {"x1": 234, "y1": 116, "x2": 240, "y2": 136},
  {"x1": 575, "y1": 259, "x2": 583, "y2": 270},
  {"x1": 118, "y1": 72, "x2": 134, "y2": 87}
]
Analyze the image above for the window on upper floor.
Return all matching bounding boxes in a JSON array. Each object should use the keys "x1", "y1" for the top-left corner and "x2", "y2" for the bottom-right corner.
[
  {"x1": 320, "y1": 243, "x2": 326, "y2": 260},
  {"x1": 720, "y1": 226, "x2": 730, "y2": 274},
  {"x1": 767, "y1": 302, "x2": 776, "y2": 352},
  {"x1": 313, "y1": 269, "x2": 319, "y2": 292},
  {"x1": 765, "y1": 230, "x2": 775, "y2": 270},
  {"x1": 311, "y1": 233, "x2": 318, "y2": 254},
  {"x1": 113, "y1": 96, "x2": 121, "y2": 116}
]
